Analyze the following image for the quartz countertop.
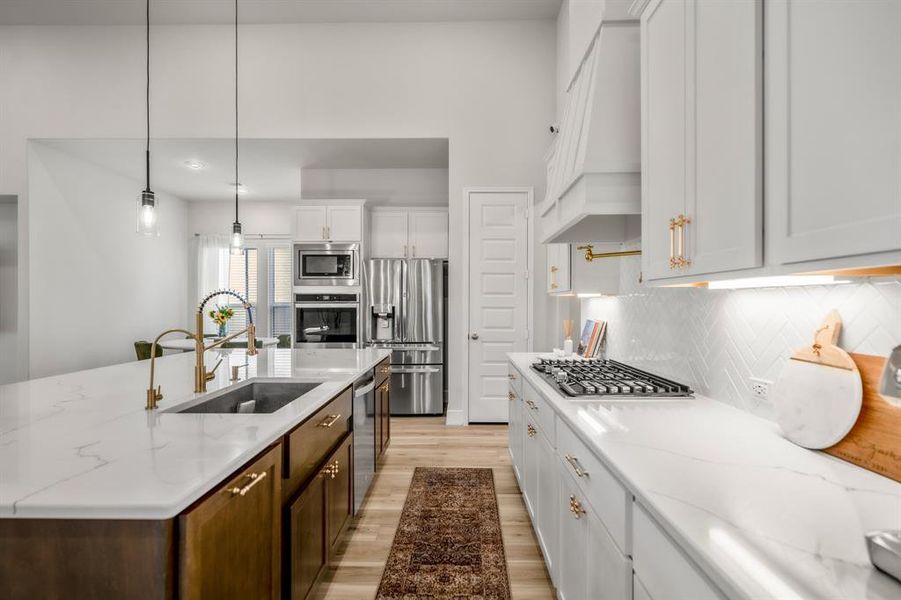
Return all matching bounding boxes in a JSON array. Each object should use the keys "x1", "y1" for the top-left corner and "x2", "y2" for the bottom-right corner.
[
  {"x1": 508, "y1": 353, "x2": 901, "y2": 600},
  {"x1": 0, "y1": 347, "x2": 390, "y2": 519}
]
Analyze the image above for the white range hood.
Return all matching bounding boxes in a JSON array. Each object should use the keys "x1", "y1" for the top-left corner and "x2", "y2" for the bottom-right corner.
[{"x1": 539, "y1": 16, "x2": 640, "y2": 245}]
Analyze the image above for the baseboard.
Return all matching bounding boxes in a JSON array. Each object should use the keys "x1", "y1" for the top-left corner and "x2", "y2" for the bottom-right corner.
[{"x1": 444, "y1": 409, "x2": 466, "y2": 426}]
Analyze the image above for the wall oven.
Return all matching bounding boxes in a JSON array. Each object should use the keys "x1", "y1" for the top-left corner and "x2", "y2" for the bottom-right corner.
[
  {"x1": 294, "y1": 292, "x2": 361, "y2": 348},
  {"x1": 294, "y1": 243, "x2": 359, "y2": 287}
]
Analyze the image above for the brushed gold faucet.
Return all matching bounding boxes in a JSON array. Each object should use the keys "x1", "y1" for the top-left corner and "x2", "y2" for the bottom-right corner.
[{"x1": 145, "y1": 289, "x2": 257, "y2": 410}]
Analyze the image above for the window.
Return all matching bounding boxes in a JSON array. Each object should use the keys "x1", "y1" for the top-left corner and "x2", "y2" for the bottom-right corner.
[
  {"x1": 226, "y1": 248, "x2": 257, "y2": 334},
  {"x1": 269, "y1": 246, "x2": 293, "y2": 338}
]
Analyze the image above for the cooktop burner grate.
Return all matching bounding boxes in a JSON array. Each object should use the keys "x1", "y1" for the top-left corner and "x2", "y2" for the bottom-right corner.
[{"x1": 531, "y1": 358, "x2": 693, "y2": 398}]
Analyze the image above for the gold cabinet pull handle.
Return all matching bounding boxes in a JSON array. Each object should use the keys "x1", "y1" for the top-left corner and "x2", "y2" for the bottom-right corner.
[
  {"x1": 564, "y1": 454, "x2": 588, "y2": 478},
  {"x1": 669, "y1": 217, "x2": 677, "y2": 269},
  {"x1": 525, "y1": 399, "x2": 538, "y2": 411},
  {"x1": 550, "y1": 264, "x2": 558, "y2": 289},
  {"x1": 403, "y1": 245, "x2": 408, "y2": 257},
  {"x1": 508, "y1": 391, "x2": 516, "y2": 401},
  {"x1": 228, "y1": 471, "x2": 267, "y2": 497},
  {"x1": 508, "y1": 373, "x2": 516, "y2": 380},
  {"x1": 319, "y1": 414, "x2": 342, "y2": 428},
  {"x1": 527, "y1": 423, "x2": 537, "y2": 437},
  {"x1": 678, "y1": 214, "x2": 690, "y2": 267},
  {"x1": 569, "y1": 495, "x2": 586, "y2": 519}
]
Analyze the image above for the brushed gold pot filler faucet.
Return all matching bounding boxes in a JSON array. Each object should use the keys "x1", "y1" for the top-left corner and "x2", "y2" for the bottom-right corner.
[{"x1": 145, "y1": 289, "x2": 258, "y2": 410}]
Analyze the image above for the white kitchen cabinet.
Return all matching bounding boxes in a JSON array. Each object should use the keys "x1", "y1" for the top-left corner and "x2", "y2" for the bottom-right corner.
[
  {"x1": 546, "y1": 244, "x2": 572, "y2": 294},
  {"x1": 633, "y1": 502, "x2": 723, "y2": 600},
  {"x1": 370, "y1": 211, "x2": 408, "y2": 258},
  {"x1": 640, "y1": 0, "x2": 762, "y2": 281},
  {"x1": 369, "y1": 209, "x2": 448, "y2": 259},
  {"x1": 765, "y1": 0, "x2": 901, "y2": 265},
  {"x1": 508, "y1": 374, "x2": 524, "y2": 482},
  {"x1": 326, "y1": 205, "x2": 363, "y2": 242},
  {"x1": 293, "y1": 206, "x2": 328, "y2": 242},
  {"x1": 408, "y1": 211, "x2": 449, "y2": 259},
  {"x1": 535, "y1": 425, "x2": 558, "y2": 583},
  {"x1": 293, "y1": 203, "x2": 363, "y2": 242},
  {"x1": 558, "y1": 467, "x2": 632, "y2": 600},
  {"x1": 521, "y1": 417, "x2": 539, "y2": 519}
]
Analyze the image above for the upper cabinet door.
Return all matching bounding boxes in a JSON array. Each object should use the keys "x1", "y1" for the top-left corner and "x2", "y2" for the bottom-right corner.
[
  {"x1": 765, "y1": 0, "x2": 901, "y2": 264},
  {"x1": 686, "y1": 0, "x2": 761, "y2": 276},
  {"x1": 409, "y1": 211, "x2": 449, "y2": 259},
  {"x1": 641, "y1": 0, "x2": 689, "y2": 281},
  {"x1": 642, "y1": 0, "x2": 762, "y2": 281},
  {"x1": 370, "y1": 211, "x2": 408, "y2": 258},
  {"x1": 325, "y1": 205, "x2": 363, "y2": 242},
  {"x1": 546, "y1": 244, "x2": 572, "y2": 294},
  {"x1": 294, "y1": 206, "x2": 327, "y2": 241}
]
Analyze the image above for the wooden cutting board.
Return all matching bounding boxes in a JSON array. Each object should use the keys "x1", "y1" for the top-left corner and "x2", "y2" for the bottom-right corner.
[{"x1": 824, "y1": 353, "x2": 901, "y2": 482}]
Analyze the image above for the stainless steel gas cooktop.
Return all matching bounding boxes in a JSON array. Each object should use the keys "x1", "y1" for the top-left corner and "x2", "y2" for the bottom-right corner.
[{"x1": 531, "y1": 358, "x2": 693, "y2": 398}]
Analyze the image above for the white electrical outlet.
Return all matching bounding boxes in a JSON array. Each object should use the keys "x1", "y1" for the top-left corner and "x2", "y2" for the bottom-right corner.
[{"x1": 750, "y1": 378, "x2": 771, "y2": 399}]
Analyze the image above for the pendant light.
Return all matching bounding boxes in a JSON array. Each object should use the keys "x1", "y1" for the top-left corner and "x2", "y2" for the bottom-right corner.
[
  {"x1": 229, "y1": 0, "x2": 244, "y2": 255},
  {"x1": 136, "y1": 0, "x2": 159, "y2": 236}
]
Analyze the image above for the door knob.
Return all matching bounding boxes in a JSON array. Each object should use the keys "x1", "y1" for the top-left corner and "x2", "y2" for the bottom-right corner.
[{"x1": 470, "y1": 333, "x2": 479, "y2": 340}]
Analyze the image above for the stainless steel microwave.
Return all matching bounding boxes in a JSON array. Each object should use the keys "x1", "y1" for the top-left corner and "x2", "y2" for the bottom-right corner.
[{"x1": 294, "y1": 243, "x2": 360, "y2": 287}]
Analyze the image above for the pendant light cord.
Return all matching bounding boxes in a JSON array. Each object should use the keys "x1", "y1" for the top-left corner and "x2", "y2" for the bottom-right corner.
[
  {"x1": 234, "y1": 0, "x2": 239, "y2": 224},
  {"x1": 145, "y1": 0, "x2": 151, "y2": 192}
]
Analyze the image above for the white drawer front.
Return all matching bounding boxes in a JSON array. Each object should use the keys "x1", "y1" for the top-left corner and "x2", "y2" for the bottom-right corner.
[
  {"x1": 633, "y1": 502, "x2": 723, "y2": 600},
  {"x1": 508, "y1": 363, "x2": 523, "y2": 397},
  {"x1": 522, "y1": 380, "x2": 555, "y2": 446},
  {"x1": 556, "y1": 416, "x2": 630, "y2": 555}
]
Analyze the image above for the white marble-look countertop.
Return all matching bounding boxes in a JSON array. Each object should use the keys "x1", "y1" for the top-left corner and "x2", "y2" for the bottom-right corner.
[
  {"x1": 0, "y1": 348, "x2": 390, "y2": 520},
  {"x1": 509, "y1": 353, "x2": 901, "y2": 600}
]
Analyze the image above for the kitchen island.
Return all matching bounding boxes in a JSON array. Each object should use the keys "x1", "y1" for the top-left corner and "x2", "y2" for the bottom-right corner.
[
  {"x1": 0, "y1": 347, "x2": 391, "y2": 599},
  {"x1": 508, "y1": 352, "x2": 901, "y2": 600}
]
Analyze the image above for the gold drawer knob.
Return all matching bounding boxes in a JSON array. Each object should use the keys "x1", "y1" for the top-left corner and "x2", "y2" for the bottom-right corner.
[
  {"x1": 526, "y1": 399, "x2": 538, "y2": 411},
  {"x1": 527, "y1": 424, "x2": 537, "y2": 437},
  {"x1": 508, "y1": 391, "x2": 516, "y2": 401},
  {"x1": 569, "y1": 495, "x2": 586, "y2": 519}
]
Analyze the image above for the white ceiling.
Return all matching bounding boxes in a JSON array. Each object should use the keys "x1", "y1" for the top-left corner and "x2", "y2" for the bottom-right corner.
[
  {"x1": 0, "y1": 0, "x2": 562, "y2": 26},
  {"x1": 37, "y1": 138, "x2": 448, "y2": 202}
]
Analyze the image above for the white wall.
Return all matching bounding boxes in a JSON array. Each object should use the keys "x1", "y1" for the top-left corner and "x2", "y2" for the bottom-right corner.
[
  {"x1": 1, "y1": 22, "x2": 556, "y2": 422},
  {"x1": 301, "y1": 168, "x2": 448, "y2": 206},
  {"x1": 581, "y1": 248, "x2": 901, "y2": 420},
  {"x1": 187, "y1": 200, "x2": 294, "y2": 237},
  {"x1": 27, "y1": 142, "x2": 188, "y2": 378},
  {"x1": 0, "y1": 198, "x2": 17, "y2": 384}
]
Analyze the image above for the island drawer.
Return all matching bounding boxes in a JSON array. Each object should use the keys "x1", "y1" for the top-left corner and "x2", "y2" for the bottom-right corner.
[
  {"x1": 556, "y1": 418, "x2": 630, "y2": 555},
  {"x1": 375, "y1": 359, "x2": 391, "y2": 387},
  {"x1": 522, "y1": 381, "x2": 555, "y2": 445},
  {"x1": 284, "y1": 387, "x2": 352, "y2": 495},
  {"x1": 508, "y1": 363, "x2": 523, "y2": 396}
]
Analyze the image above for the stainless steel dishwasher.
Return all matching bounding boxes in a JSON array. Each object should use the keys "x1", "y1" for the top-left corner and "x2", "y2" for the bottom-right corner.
[{"x1": 352, "y1": 371, "x2": 376, "y2": 513}]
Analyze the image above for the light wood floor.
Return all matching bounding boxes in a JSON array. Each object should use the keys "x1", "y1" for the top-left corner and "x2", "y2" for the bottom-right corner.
[{"x1": 311, "y1": 417, "x2": 555, "y2": 600}]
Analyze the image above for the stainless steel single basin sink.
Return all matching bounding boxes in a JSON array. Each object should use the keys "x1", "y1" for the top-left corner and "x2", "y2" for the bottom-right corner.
[{"x1": 174, "y1": 381, "x2": 321, "y2": 414}]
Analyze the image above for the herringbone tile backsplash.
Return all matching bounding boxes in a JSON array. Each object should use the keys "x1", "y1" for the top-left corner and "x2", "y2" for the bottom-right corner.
[{"x1": 581, "y1": 255, "x2": 901, "y2": 420}]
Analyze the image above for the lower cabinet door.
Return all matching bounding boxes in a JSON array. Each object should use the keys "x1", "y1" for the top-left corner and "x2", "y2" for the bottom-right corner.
[
  {"x1": 380, "y1": 381, "x2": 391, "y2": 454},
  {"x1": 179, "y1": 445, "x2": 281, "y2": 600},
  {"x1": 535, "y1": 428, "x2": 558, "y2": 584},
  {"x1": 558, "y1": 468, "x2": 588, "y2": 600},
  {"x1": 288, "y1": 472, "x2": 327, "y2": 600},
  {"x1": 558, "y1": 467, "x2": 631, "y2": 600},
  {"x1": 508, "y1": 387, "x2": 523, "y2": 480},
  {"x1": 521, "y1": 419, "x2": 540, "y2": 518},
  {"x1": 326, "y1": 435, "x2": 353, "y2": 553}
]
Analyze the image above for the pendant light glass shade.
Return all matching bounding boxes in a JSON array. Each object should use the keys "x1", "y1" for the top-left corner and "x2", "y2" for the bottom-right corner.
[
  {"x1": 136, "y1": 189, "x2": 160, "y2": 236},
  {"x1": 230, "y1": 221, "x2": 244, "y2": 255}
]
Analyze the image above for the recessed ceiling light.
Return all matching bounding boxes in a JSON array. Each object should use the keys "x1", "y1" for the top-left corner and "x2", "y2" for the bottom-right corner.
[{"x1": 183, "y1": 160, "x2": 204, "y2": 170}]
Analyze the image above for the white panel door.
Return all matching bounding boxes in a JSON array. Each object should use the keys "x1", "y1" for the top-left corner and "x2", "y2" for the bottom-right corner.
[
  {"x1": 325, "y1": 205, "x2": 362, "y2": 242},
  {"x1": 293, "y1": 206, "x2": 327, "y2": 241},
  {"x1": 467, "y1": 190, "x2": 529, "y2": 423},
  {"x1": 370, "y1": 211, "x2": 408, "y2": 258},
  {"x1": 766, "y1": 0, "x2": 901, "y2": 264},
  {"x1": 409, "y1": 211, "x2": 449, "y2": 259},
  {"x1": 640, "y1": 0, "x2": 688, "y2": 280}
]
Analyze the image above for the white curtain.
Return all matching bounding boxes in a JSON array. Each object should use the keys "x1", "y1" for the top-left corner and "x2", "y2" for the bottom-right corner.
[{"x1": 195, "y1": 234, "x2": 230, "y2": 335}]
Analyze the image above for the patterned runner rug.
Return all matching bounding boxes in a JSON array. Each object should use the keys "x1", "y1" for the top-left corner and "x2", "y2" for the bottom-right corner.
[{"x1": 376, "y1": 467, "x2": 511, "y2": 599}]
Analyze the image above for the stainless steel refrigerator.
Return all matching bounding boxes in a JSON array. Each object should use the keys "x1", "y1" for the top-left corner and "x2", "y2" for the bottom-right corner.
[{"x1": 364, "y1": 259, "x2": 444, "y2": 415}]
